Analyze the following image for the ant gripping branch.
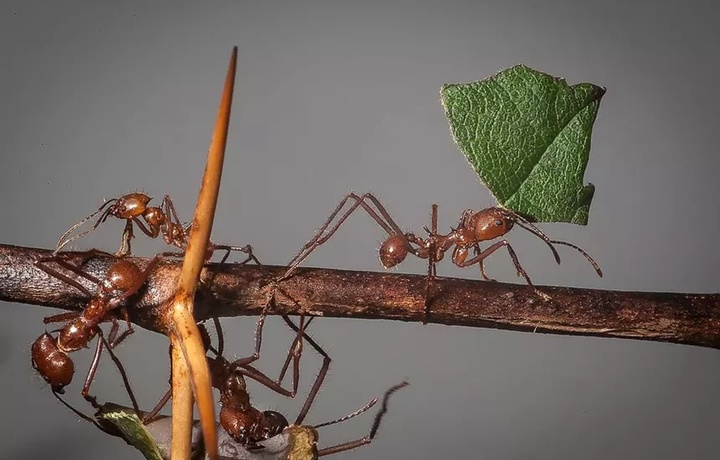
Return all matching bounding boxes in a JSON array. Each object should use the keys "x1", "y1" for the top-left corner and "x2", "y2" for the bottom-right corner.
[
  {"x1": 31, "y1": 250, "x2": 161, "y2": 412},
  {"x1": 142, "y1": 315, "x2": 331, "y2": 440},
  {"x1": 276, "y1": 192, "x2": 602, "y2": 321},
  {"x1": 54, "y1": 192, "x2": 258, "y2": 264},
  {"x1": 157, "y1": 316, "x2": 406, "y2": 457}
]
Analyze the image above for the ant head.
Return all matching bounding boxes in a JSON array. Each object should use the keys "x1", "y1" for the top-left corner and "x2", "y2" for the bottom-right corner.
[
  {"x1": 263, "y1": 410, "x2": 289, "y2": 437},
  {"x1": 104, "y1": 259, "x2": 144, "y2": 295},
  {"x1": 219, "y1": 405, "x2": 256, "y2": 444},
  {"x1": 379, "y1": 234, "x2": 409, "y2": 268},
  {"x1": 487, "y1": 207, "x2": 603, "y2": 276},
  {"x1": 110, "y1": 193, "x2": 151, "y2": 219},
  {"x1": 31, "y1": 332, "x2": 74, "y2": 393},
  {"x1": 472, "y1": 207, "x2": 516, "y2": 241}
]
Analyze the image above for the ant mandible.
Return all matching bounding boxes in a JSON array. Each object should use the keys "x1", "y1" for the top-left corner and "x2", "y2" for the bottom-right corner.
[
  {"x1": 276, "y1": 192, "x2": 602, "y2": 320},
  {"x1": 31, "y1": 250, "x2": 161, "y2": 411},
  {"x1": 54, "y1": 192, "x2": 258, "y2": 264}
]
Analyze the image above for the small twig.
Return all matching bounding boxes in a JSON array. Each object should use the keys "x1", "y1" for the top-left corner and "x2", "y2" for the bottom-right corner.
[{"x1": 1, "y1": 245, "x2": 719, "y2": 350}]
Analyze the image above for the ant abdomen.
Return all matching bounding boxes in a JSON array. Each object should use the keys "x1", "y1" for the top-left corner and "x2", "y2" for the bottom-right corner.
[
  {"x1": 379, "y1": 234, "x2": 410, "y2": 268},
  {"x1": 31, "y1": 332, "x2": 74, "y2": 393}
]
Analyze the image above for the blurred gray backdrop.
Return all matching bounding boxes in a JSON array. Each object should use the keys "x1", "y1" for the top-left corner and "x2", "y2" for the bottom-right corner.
[{"x1": 1, "y1": 1, "x2": 719, "y2": 459}]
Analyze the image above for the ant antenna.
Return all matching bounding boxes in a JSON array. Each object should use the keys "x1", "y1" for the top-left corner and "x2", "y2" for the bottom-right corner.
[
  {"x1": 366, "y1": 381, "x2": 408, "y2": 439},
  {"x1": 546, "y1": 239, "x2": 603, "y2": 277},
  {"x1": 313, "y1": 398, "x2": 379, "y2": 429},
  {"x1": 55, "y1": 199, "x2": 118, "y2": 253},
  {"x1": 502, "y1": 209, "x2": 561, "y2": 264},
  {"x1": 509, "y1": 210, "x2": 602, "y2": 277}
]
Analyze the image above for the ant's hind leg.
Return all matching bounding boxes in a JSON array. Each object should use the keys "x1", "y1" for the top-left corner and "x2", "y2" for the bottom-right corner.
[{"x1": 281, "y1": 192, "x2": 404, "y2": 282}]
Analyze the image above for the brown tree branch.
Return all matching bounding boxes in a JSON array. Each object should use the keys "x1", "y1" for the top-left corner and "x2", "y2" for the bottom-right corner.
[{"x1": 2, "y1": 244, "x2": 719, "y2": 350}]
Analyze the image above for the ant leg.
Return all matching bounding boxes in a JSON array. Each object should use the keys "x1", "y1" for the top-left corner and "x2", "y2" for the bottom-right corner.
[
  {"x1": 277, "y1": 316, "x2": 315, "y2": 385},
  {"x1": 142, "y1": 389, "x2": 172, "y2": 423},
  {"x1": 227, "y1": 313, "x2": 325, "y2": 404},
  {"x1": 211, "y1": 316, "x2": 224, "y2": 357},
  {"x1": 107, "y1": 308, "x2": 135, "y2": 348},
  {"x1": 210, "y1": 244, "x2": 261, "y2": 266},
  {"x1": 142, "y1": 342, "x2": 174, "y2": 424},
  {"x1": 253, "y1": 314, "x2": 309, "y2": 396},
  {"x1": 283, "y1": 315, "x2": 331, "y2": 425},
  {"x1": 35, "y1": 249, "x2": 114, "y2": 296},
  {"x1": 161, "y1": 195, "x2": 189, "y2": 248},
  {"x1": 81, "y1": 326, "x2": 141, "y2": 414},
  {"x1": 315, "y1": 381, "x2": 408, "y2": 457},
  {"x1": 421, "y1": 204, "x2": 439, "y2": 325},
  {"x1": 457, "y1": 240, "x2": 550, "y2": 300},
  {"x1": 116, "y1": 220, "x2": 135, "y2": 257},
  {"x1": 473, "y1": 244, "x2": 496, "y2": 282},
  {"x1": 133, "y1": 217, "x2": 161, "y2": 239},
  {"x1": 281, "y1": 192, "x2": 405, "y2": 282},
  {"x1": 50, "y1": 390, "x2": 119, "y2": 436},
  {"x1": 43, "y1": 311, "x2": 81, "y2": 325}
]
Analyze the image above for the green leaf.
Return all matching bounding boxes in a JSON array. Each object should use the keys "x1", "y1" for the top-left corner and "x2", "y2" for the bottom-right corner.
[
  {"x1": 440, "y1": 65, "x2": 605, "y2": 224},
  {"x1": 97, "y1": 405, "x2": 165, "y2": 460}
]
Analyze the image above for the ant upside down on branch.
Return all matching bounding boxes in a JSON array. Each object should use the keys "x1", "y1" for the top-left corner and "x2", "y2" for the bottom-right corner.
[
  {"x1": 42, "y1": 308, "x2": 407, "y2": 458},
  {"x1": 31, "y1": 250, "x2": 162, "y2": 414}
]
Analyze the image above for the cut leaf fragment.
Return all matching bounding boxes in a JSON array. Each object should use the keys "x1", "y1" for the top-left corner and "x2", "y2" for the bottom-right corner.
[{"x1": 441, "y1": 65, "x2": 605, "y2": 224}]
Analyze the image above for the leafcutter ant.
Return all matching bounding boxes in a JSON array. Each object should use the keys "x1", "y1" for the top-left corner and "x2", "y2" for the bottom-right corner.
[
  {"x1": 141, "y1": 315, "x2": 330, "y2": 435},
  {"x1": 53, "y1": 192, "x2": 258, "y2": 263},
  {"x1": 31, "y1": 250, "x2": 161, "y2": 412},
  {"x1": 151, "y1": 315, "x2": 406, "y2": 457},
  {"x1": 275, "y1": 192, "x2": 602, "y2": 320}
]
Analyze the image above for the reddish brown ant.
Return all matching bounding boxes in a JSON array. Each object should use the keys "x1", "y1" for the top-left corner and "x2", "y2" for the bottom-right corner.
[
  {"x1": 276, "y1": 192, "x2": 602, "y2": 319},
  {"x1": 54, "y1": 192, "x2": 258, "y2": 264},
  {"x1": 153, "y1": 316, "x2": 406, "y2": 456},
  {"x1": 31, "y1": 251, "x2": 161, "y2": 412},
  {"x1": 142, "y1": 315, "x2": 330, "y2": 437}
]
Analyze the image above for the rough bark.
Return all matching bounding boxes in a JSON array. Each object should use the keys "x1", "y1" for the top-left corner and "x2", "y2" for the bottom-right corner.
[{"x1": 1, "y1": 244, "x2": 718, "y2": 349}]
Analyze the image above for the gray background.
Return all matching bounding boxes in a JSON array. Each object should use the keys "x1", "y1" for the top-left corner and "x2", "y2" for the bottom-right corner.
[{"x1": 1, "y1": 1, "x2": 719, "y2": 459}]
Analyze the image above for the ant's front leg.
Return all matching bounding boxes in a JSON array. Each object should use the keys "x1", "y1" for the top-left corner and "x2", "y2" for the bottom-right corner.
[
  {"x1": 473, "y1": 244, "x2": 496, "y2": 282},
  {"x1": 454, "y1": 241, "x2": 550, "y2": 300},
  {"x1": 160, "y1": 195, "x2": 189, "y2": 248},
  {"x1": 35, "y1": 249, "x2": 116, "y2": 296},
  {"x1": 117, "y1": 219, "x2": 135, "y2": 257}
]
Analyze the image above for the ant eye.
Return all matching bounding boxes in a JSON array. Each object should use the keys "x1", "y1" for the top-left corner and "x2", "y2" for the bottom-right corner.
[{"x1": 495, "y1": 219, "x2": 504, "y2": 227}]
